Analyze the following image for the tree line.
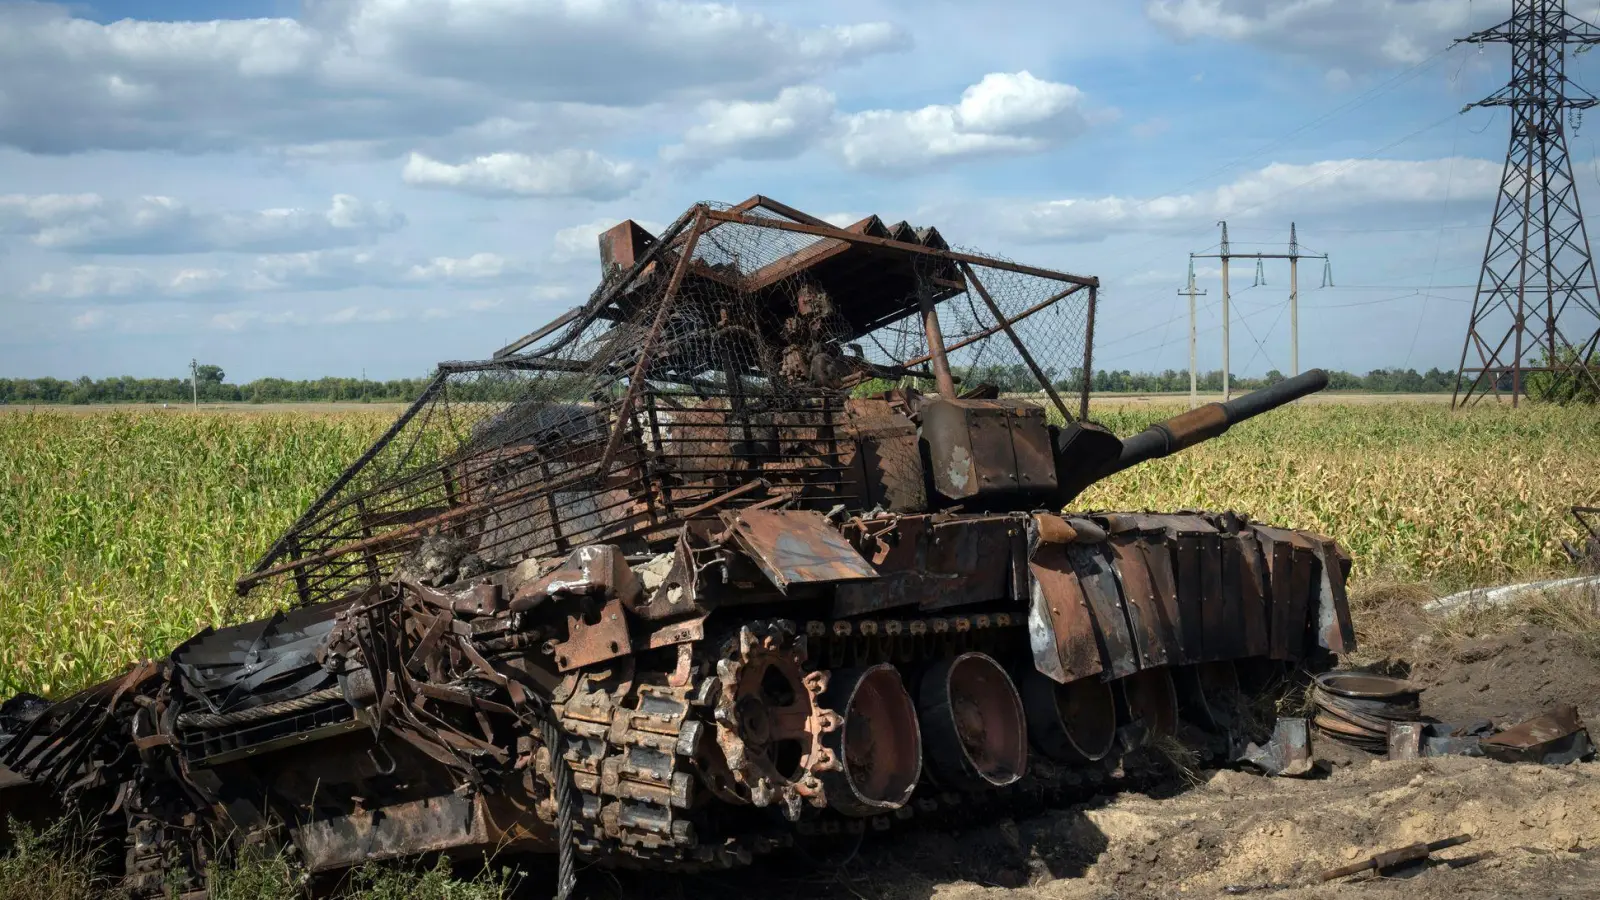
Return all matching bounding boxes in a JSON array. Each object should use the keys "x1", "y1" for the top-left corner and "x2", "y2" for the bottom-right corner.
[
  {"x1": 0, "y1": 375, "x2": 435, "y2": 405},
  {"x1": 943, "y1": 364, "x2": 1461, "y2": 396},
  {"x1": 3, "y1": 361, "x2": 1587, "y2": 405}
]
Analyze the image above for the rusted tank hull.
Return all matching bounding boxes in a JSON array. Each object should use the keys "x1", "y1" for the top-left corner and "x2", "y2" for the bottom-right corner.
[
  {"x1": 1, "y1": 197, "x2": 1355, "y2": 897},
  {"x1": 0, "y1": 507, "x2": 1350, "y2": 894}
]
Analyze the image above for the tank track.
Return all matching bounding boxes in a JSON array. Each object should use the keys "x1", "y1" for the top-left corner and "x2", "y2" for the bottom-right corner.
[{"x1": 550, "y1": 610, "x2": 1298, "y2": 873}]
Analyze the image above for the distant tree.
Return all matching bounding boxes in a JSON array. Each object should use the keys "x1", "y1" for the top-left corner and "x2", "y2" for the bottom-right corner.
[
  {"x1": 195, "y1": 364, "x2": 225, "y2": 384},
  {"x1": 1525, "y1": 346, "x2": 1600, "y2": 404}
]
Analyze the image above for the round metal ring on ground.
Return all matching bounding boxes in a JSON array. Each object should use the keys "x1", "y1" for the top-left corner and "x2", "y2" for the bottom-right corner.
[
  {"x1": 1310, "y1": 671, "x2": 1421, "y2": 752},
  {"x1": 1116, "y1": 668, "x2": 1178, "y2": 741},
  {"x1": 1022, "y1": 671, "x2": 1116, "y2": 764},
  {"x1": 1313, "y1": 671, "x2": 1419, "y2": 700},
  {"x1": 817, "y1": 664, "x2": 921, "y2": 817},
  {"x1": 1173, "y1": 662, "x2": 1241, "y2": 731},
  {"x1": 918, "y1": 652, "x2": 1027, "y2": 789}
]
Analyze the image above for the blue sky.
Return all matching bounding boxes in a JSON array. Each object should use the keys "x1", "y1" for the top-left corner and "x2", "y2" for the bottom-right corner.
[{"x1": 2, "y1": 0, "x2": 1597, "y2": 381}]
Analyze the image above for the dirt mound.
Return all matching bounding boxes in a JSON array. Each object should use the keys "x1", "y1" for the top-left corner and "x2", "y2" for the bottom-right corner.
[{"x1": 1410, "y1": 626, "x2": 1600, "y2": 727}]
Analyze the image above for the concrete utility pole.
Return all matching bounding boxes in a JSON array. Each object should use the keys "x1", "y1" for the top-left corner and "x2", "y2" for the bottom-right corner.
[
  {"x1": 190, "y1": 358, "x2": 199, "y2": 409},
  {"x1": 1192, "y1": 221, "x2": 1329, "y2": 400},
  {"x1": 1219, "y1": 223, "x2": 1231, "y2": 399},
  {"x1": 1181, "y1": 257, "x2": 1208, "y2": 409},
  {"x1": 1290, "y1": 223, "x2": 1300, "y2": 379}
]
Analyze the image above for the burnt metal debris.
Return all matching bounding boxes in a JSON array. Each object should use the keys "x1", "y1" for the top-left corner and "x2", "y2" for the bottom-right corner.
[
  {"x1": 1238, "y1": 717, "x2": 1314, "y2": 777},
  {"x1": 1311, "y1": 672, "x2": 1422, "y2": 753},
  {"x1": 0, "y1": 197, "x2": 1356, "y2": 898},
  {"x1": 1319, "y1": 834, "x2": 1474, "y2": 882}
]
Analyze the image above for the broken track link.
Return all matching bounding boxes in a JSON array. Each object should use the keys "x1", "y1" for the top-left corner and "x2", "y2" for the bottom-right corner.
[{"x1": 553, "y1": 664, "x2": 710, "y2": 867}]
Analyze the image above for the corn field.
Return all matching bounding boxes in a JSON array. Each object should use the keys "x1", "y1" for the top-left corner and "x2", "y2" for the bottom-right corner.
[{"x1": 2, "y1": 403, "x2": 1598, "y2": 698}]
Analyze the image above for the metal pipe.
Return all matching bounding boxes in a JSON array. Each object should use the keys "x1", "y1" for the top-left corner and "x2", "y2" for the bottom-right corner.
[
  {"x1": 918, "y1": 281, "x2": 958, "y2": 397},
  {"x1": 1107, "y1": 368, "x2": 1329, "y2": 476}
]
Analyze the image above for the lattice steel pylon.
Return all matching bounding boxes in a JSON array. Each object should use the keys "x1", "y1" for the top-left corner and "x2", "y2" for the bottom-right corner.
[{"x1": 1452, "y1": 0, "x2": 1600, "y2": 407}]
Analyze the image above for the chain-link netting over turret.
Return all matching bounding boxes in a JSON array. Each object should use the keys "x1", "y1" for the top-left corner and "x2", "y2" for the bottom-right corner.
[{"x1": 238, "y1": 197, "x2": 1099, "y2": 607}]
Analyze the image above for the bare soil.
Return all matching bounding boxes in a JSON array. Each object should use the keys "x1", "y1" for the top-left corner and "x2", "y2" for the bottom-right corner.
[{"x1": 618, "y1": 623, "x2": 1600, "y2": 900}]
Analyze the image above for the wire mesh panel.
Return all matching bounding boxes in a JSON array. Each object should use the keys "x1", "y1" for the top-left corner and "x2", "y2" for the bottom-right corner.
[{"x1": 239, "y1": 197, "x2": 1097, "y2": 607}]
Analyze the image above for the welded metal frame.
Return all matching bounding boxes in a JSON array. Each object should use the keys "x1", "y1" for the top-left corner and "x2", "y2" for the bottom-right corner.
[{"x1": 1452, "y1": 0, "x2": 1600, "y2": 407}]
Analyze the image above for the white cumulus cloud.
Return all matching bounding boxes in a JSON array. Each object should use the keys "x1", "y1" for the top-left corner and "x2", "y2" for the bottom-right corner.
[
  {"x1": 0, "y1": 193, "x2": 404, "y2": 254},
  {"x1": 839, "y1": 71, "x2": 1090, "y2": 172},
  {"x1": 662, "y1": 86, "x2": 837, "y2": 164},
  {"x1": 0, "y1": 1, "x2": 907, "y2": 154},
  {"x1": 663, "y1": 71, "x2": 1094, "y2": 172},
  {"x1": 1144, "y1": 0, "x2": 1496, "y2": 66},
  {"x1": 402, "y1": 150, "x2": 644, "y2": 199},
  {"x1": 27, "y1": 250, "x2": 527, "y2": 301},
  {"x1": 1008, "y1": 156, "x2": 1503, "y2": 241}
]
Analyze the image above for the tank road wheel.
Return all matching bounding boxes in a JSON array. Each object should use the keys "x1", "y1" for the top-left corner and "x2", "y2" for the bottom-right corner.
[
  {"x1": 919, "y1": 652, "x2": 1027, "y2": 790},
  {"x1": 1021, "y1": 671, "x2": 1117, "y2": 764},
  {"x1": 1115, "y1": 668, "x2": 1179, "y2": 745},
  {"x1": 1173, "y1": 662, "x2": 1243, "y2": 731},
  {"x1": 816, "y1": 664, "x2": 922, "y2": 817},
  {"x1": 713, "y1": 622, "x2": 840, "y2": 820}
]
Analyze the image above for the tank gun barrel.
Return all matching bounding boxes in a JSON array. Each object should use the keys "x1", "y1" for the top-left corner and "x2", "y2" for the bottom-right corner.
[{"x1": 1110, "y1": 368, "x2": 1328, "y2": 475}]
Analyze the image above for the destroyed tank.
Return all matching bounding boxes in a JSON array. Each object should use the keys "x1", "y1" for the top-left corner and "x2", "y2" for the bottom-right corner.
[{"x1": 0, "y1": 197, "x2": 1355, "y2": 899}]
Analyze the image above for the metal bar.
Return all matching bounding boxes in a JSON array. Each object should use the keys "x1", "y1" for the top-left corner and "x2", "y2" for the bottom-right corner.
[
  {"x1": 241, "y1": 371, "x2": 448, "y2": 585},
  {"x1": 959, "y1": 261, "x2": 1073, "y2": 422},
  {"x1": 1191, "y1": 253, "x2": 1326, "y2": 260},
  {"x1": 1082, "y1": 285, "x2": 1098, "y2": 420},
  {"x1": 918, "y1": 276, "x2": 958, "y2": 396},
  {"x1": 595, "y1": 207, "x2": 708, "y2": 480},
  {"x1": 491, "y1": 307, "x2": 582, "y2": 360},
  {"x1": 742, "y1": 195, "x2": 835, "y2": 227},
  {"x1": 900, "y1": 282, "x2": 1086, "y2": 369},
  {"x1": 702, "y1": 208, "x2": 1098, "y2": 288}
]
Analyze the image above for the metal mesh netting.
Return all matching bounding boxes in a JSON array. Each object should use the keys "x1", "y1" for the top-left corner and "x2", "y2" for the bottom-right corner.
[{"x1": 239, "y1": 198, "x2": 1096, "y2": 607}]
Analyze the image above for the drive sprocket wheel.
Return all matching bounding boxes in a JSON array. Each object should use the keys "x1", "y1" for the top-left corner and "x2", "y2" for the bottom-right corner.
[{"x1": 709, "y1": 620, "x2": 840, "y2": 821}]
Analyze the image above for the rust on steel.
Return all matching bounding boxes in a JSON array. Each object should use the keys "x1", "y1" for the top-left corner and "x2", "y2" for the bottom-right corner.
[
  {"x1": 0, "y1": 194, "x2": 1364, "y2": 900},
  {"x1": 702, "y1": 208, "x2": 1099, "y2": 288},
  {"x1": 595, "y1": 205, "x2": 709, "y2": 479},
  {"x1": 721, "y1": 508, "x2": 878, "y2": 591},
  {"x1": 918, "y1": 279, "x2": 959, "y2": 396}
]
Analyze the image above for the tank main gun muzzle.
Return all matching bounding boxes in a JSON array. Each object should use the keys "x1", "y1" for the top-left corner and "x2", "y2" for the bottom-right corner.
[
  {"x1": 1111, "y1": 368, "x2": 1329, "y2": 472},
  {"x1": 1052, "y1": 368, "x2": 1329, "y2": 503}
]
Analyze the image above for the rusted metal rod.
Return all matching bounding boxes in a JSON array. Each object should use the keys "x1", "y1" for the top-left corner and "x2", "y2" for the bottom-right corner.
[
  {"x1": 1081, "y1": 285, "x2": 1098, "y2": 420},
  {"x1": 901, "y1": 282, "x2": 1085, "y2": 370},
  {"x1": 1319, "y1": 834, "x2": 1471, "y2": 881},
  {"x1": 918, "y1": 284, "x2": 958, "y2": 397},
  {"x1": 959, "y1": 262, "x2": 1073, "y2": 422},
  {"x1": 594, "y1": 207, "x2": 708, "y2": 480},
  {"x1": 703, "y1": 209, "x2": 1098, "y2": 288}
]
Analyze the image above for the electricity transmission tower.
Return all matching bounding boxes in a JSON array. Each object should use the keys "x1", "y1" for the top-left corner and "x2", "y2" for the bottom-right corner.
[{"x1": 1452, "y1": 0, "x2": 1600, "y2": 407}]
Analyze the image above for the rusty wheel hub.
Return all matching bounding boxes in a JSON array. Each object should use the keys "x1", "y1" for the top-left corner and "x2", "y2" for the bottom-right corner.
[{"x1": 711, "y1": 622, "x2": 839, "y2": 820}]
